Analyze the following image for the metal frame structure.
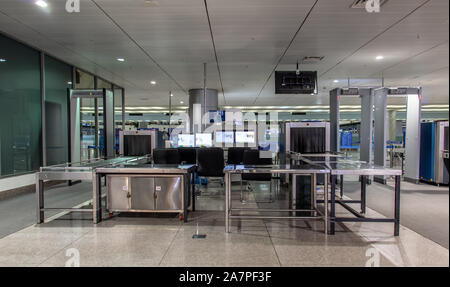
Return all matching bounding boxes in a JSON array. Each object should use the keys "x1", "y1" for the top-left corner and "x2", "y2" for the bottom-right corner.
[
  {"x1": 298, "y1": 153, "x2": 402, "y2": 236},
  {"x1": 68, "y1": 89, "x2": 115, "y2": 162},
  {"x1": 224, "y1": 164, "x2": 329, "y2": 234},
  {"x1": 36, "y1": 156, "x2": 149, "y2": 224},
  {"x1": 329, "y1": 87, "x2": 422, "y2": 184}
]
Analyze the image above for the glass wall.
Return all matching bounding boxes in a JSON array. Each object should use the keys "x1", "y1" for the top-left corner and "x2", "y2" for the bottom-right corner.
[
  {"x1": 0, "y1": 34, "x2": 42, "y2": 177},
  {"x1": 44, "y1": 55, "x2": 72, "y2": 165},
  {"x1": 0, "y1": 34, "x2": 124, "y2": 176}
]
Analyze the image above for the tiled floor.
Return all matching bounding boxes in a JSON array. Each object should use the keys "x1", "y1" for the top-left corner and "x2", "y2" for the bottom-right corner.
[{"x1": 0, "y1": 182, "x2": 448, "y2": 267}]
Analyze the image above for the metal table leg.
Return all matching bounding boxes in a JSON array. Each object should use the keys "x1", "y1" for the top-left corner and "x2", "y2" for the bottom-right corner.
[
  {"x1": 191, "y1": 172, "x2": 196, "y2": 212},
  {"x1": 184, "y1": 174, "x2": 188, "y2": 222},
  {"x1": 330, "y1": 175, "x2": 336, "y2": 235},
  {"x1": 324, "y1": 173, "x2": 328, "y2": 235},
  {"x1": 340, "y1": 174, "x2": 344, "y2": 198},
  {"x1": 93, "y1": 173, "x2": 102, "y2": 224},
  {"x1": 36, "y1": 174, "x2": 44, "y2": 224},
  {"x1": 225, "y1": 172, "x2": 231, "y2": 233},
  {"x1": 394, "y1": 175, "x2": 401, "y2": 236},
  {"x1": 361, "y1": 175, "x2": 367, "y2": 214}
]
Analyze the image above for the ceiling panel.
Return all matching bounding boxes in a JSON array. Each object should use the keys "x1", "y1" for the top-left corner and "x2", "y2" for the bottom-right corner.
[{"x1": 0, "y1": 0, "x2": 448, "y2": 107}]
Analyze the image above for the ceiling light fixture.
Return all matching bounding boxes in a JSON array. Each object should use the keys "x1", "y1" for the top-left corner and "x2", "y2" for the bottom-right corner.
[
  {"x1": 67, "y1": 81, "x2": 72, "y2": 85},
  {"x1": 375, "y1": 55, "x2": 384, "y2": 60},
  {"x1": 150, "y1": 81, "x2": 156, "y2": 85},
  {"x1": 170, "y1": 93, "x2": 173, "y2": 97},
  {"x1": 35, "y1": 0, "x2": 48, "y2": 8},
  {"x1": 117, "y1": 58, "x2": 125, "y2": 62},
  {"x1": 333, "y1": 80, "x2": 339, "y2": 83},
  {"x1": 180, "y1": 101, "x2": 184, "y2": 104},
  {"x1": 0, "y1": 58, "x2": 6, "y2": 62}
]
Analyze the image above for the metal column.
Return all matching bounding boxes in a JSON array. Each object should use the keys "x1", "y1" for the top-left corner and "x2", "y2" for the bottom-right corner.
[
  {"x1": 373, "y1": 88, "x2": 388, "y2": 184},
  {"x1": 122, "y1": 88, "x2": 126, "y2": 131},
  {"x1": 404, "y1": 88, "x2": 422, "y2": 183},
  {"x1": 360, "y1": 89, "x2": 374, "y2": 164},
  {"x1": 329, "y1": 88, "x2": 341, "y2": 153},
  {"x1": 40, "y1": 52, "x2": 47, "y2": 166}
]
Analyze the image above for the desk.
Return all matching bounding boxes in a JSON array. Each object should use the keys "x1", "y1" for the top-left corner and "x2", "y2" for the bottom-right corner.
[
  {"x1": 36, "y1": 156, "x2": 149, "y2": 224},
  {"x1": 224, "y1": 164, "x2": 330, "y2": 234},
  {"x1": 297, "y1": 154, "x2": 402, "y2": 236}
]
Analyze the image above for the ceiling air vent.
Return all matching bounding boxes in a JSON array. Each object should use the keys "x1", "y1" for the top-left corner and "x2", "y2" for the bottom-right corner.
[
  {"x1": 350, "y1": 0, "x2": 388, "y2": 9},
  {"x1": 301, "y1": 56, "x2": 324, "y2": 65}
]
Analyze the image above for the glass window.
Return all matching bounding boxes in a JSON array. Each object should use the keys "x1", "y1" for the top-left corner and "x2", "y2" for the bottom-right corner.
[
  {"x1": 0, "y1": 34, "x2": 42, "y2": 176},
  {"x1": 44, "y1": 55, "x2": 72, "y2": 165}
]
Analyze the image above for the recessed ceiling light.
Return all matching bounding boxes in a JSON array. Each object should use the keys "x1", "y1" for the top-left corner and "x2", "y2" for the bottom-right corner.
[
  {"x1": 67, "y1": 81, "x2": 72, "y2": 85},
  {"x1": 170, "y1": 93, "x2": 173, "y2": 97},
  {"x1": 0, "y1": 58, "x2": 6, "y2": 62},
  {"x1": 35, "y1": 0, "x2": 48, "y2": 8},
  {"x1": 180, "y1": 101, "x2": 184, "y2": 104},
  {"x1": 375, "y1": 55, "x2": 384, "y2": 60},
  {"x1": 117, "y1": 58, "x2": 125, "y2": 62},
  {"x1": 150, "y1": 81, "x2": 156, "y2": 85},
  {"x1": 333, "y1": 80, "x2": 339, "y2": 83}
]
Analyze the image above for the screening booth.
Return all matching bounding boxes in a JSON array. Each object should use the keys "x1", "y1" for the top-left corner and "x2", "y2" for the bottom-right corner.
[
  {"x1": 281, "y1": 122, "x2": 330, "y2": 214},
  {"x1": 329, "y1": 87, "x2": 422, "y2": 184},
  {"x1": 420, "y1": 120, "x2": 449, "y2": 185}
]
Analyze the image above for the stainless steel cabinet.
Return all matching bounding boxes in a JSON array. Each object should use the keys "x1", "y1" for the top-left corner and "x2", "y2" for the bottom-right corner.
[{"x1": 107, "y1": 175, "x2": 183, "y2": 212}]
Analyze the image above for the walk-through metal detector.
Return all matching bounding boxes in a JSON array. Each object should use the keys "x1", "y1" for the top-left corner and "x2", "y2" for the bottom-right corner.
[
  {"x1": 69, "y1": 89, "x2": 115, "y2": 163},
  {"x1": 330, "y1": 88, "x2": 373, "y2": 164},
  {"x1": 329, "y1": 87, "x2": 422, "y2": 184}
]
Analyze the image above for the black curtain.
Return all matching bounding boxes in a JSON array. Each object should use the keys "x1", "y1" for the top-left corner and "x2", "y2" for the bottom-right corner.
[{"x1": 290, "y1": 127, "x2": 326, "y2": 154}]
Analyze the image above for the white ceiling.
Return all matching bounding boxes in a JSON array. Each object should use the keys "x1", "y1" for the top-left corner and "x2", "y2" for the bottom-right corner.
[{"x1": 0, "y1": 0, "x2": 448, "y2": 107}]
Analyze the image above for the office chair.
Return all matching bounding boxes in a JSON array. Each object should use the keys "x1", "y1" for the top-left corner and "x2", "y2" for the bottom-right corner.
[
  {"x1": 196, "y1": 148, "x2": 225, "y2": 195},
  {"x1": 241, "y1": 149, "x2": 273, "y2": 203},
  {"x1": 227, "y1": 147, "x2": 249, "y2": 165},
  {"x1": 152, "y1": 148, "x2": 180, "y2": 164}
]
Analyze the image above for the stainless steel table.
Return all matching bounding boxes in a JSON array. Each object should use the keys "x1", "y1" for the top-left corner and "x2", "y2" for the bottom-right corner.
[
  {"x1": 297, "y1": 154, "x2": 402, "y2": 236},
  {"x1": 223, "y1": 164, "x2": 330, "y2": 234},
  {"x1": 36, "y1": 156, "x2": 150, "y2": 224},
  {"x1": 95, "y1": 164, "x2": 196, "y2": 223}
]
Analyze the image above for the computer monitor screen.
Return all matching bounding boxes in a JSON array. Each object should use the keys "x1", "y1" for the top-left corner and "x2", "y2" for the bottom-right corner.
[
  {"x1": 177, "y1": 134, "x2": 194, "y2": 147},
  {"x1": 215, "y1": 131, "x2": 234, "y2": 144},
  {"x1": 123, "y1": 135, "x2": 152, "y2": 156},
  {"x1": 235, "y1": 131, "x2": 255, "y2": 144},
  {"x1": 195, "y1": 133, "x2": 212, "y2": 147}
]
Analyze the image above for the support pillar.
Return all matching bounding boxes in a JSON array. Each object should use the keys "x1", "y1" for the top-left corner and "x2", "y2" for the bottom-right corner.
[{"x1": 374, "y1": 88, "x2": 388, "y2": 184}]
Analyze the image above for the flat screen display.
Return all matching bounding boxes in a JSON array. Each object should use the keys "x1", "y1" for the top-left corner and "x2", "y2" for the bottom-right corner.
[
  {"x1": 215, "y1": 131, "x2": 234, "y2": 144},
  {"x1": 195, "y1": 133, "x2": 212, "y2": 147},
  {"x1": 235, "y1": 131, "x2": 255, "y2": 144},
  {"x1": 177, "y1": 134, "x2": 194, "y2": 147}
]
